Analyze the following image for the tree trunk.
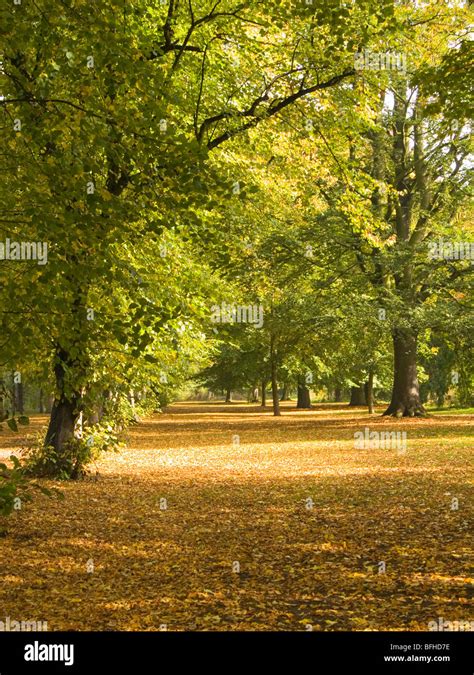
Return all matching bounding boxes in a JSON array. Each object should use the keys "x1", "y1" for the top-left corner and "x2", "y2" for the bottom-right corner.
[
  {"x1": 45, "y1": 398, "x2": 78, "y2": 454},
  {"x1": 88, "y1": 411, "x2": 100, "y2": 425},
  {"x1": 15, "y1": 382, "x2": 24, "y2": 414},
  {"x1": 225, "y1": 388, "x2": 232, "y2": 403},
  {"x1": 0, "y1": 379, "x2": 5, "y2": 420},
  {"x1": 270, "y1": 337, "x2": 280, "y2": 416},
  {"x1": 88, "y1": 400, "x2": 104, "y2": 425},
  {"x1": 271, "y1": 369, "x2": 280, "y2": 416},
  {"x1": 436, "y1": 391, "x2": 445, "y2": 408},
  {"x1": 44, "y1": 348, "x2": 82, "y2": 462},
  {"x1": 349, "y1": 385, "x2": 366, "y2": 406},
  {"x1": 12, "y1": 375, "x2": 24, "y2": 415},
  {"x1": 383, "y1": 327, "x2": 426, "y2": 417},
  {"x1": 129, "y1": 389, "x2": 136, "y2": 417},
  {"x1": 366, "y1": 371, "x2": 375, "y2": 414},
  {"x1": 39, "y1": 388, "x2": 45, "y2": 413},
  {"x1": 261, "y1": 380, "x2": 267, "y2": 407},
  {"x1": 297, "y1": 377, "x2": 311, "y2": 408},
  {"x1": 334, "y1": 386, "x2": 342, "y2": 403},
  {"x1": 280, "y1": 383, "x2": 290, "y2": 401}
]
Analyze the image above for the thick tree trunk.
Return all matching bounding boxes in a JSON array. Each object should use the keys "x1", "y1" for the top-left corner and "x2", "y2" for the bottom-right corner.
[
  {"x1": 296, "y1": 378, "x2": 311, "y2": 408},
  {"x1": 334, "y1": 386, "x2": 343, "y2": 403},
  {"x1": 44, "y1": 348, "x2": 82, "y2": 461},
  {"x1": 261, "y1": 380, "x2": 267, "y2": 407},
  {"x1": 383, "y1": 327, "x2": 426, "y2": 417},
  {"x1": 349, "y1": 385, "x2": 366, "y2": 406},
  {"x1": 45, "y1": 398, "x2": 78, "y2": 452},
  {"x1": 225, "y1": 388, "x2": 232, "y2": 403}
]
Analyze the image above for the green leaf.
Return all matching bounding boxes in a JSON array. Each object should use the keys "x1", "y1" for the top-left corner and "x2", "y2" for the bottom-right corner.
[{"x1": 7, "y1": 419, "x2": 18, "y2": 432}]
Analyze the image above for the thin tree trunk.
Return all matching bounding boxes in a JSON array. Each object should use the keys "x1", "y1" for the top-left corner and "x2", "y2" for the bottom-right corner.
[
  {"x1": 88, "y1": 411, "x2": 100, "y2": 425},
  {"x1": 261, "y1": 380, "x2": 267, "y2": 407},
  {"x1": 383, "y1": 327, "x2": 426, "y2": 417},
  {"x1": 88, "y1": 399, "x2": 104, "y2": 425},
  {"x1": 271, "y1": 368, "x2": 280, "y2": 416},
  {"x1": 334, "y1": 386, "x2": 342, "y2": 403},
  {"x1": 11, "y1": 372, "x2": 17, "y2": 415},
  {"x1": 129, "y1": 389, "x2": 137, "y2": 420},
  {"x1": 39, "y1": 388, "x2": 45, "y2": 414},
  {"x1": 280, "y1": 383, "x2": 290, "y2": 401},
  {"x1": 14, "y1": 381, "x2": 24, "y2": 414},
  {"x1": 367, "y1": 371, "x2": 375, "y2": 414},
  {"x1": 270, "y1": 336, "x2": 280, "y2": 416}
]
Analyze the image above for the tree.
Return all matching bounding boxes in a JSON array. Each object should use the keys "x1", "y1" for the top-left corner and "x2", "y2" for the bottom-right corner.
[
  {"x1": 283, "y1": 1, "x2": 474, "y2": 416},
  {"x1": 3, "y1": 0, "x2": 383, "y2": 466}
]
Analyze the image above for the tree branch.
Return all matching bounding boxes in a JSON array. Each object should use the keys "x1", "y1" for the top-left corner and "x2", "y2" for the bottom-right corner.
[{"x1": 202, "y1": 68, "x2": 355, "y2": 150}]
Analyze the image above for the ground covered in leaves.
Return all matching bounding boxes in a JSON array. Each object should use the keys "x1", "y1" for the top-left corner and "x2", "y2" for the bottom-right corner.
[{"x1": 0, "y1": 402, "x2": 472, "y2": 631}]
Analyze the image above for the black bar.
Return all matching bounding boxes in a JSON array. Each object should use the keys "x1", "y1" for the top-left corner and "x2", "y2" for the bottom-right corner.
[{"x1": 0, "y1": 631, "x2": 471, "y2": 674}]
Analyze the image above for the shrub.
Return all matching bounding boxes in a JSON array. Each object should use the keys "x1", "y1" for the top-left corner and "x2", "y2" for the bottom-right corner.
[
  {"x1": 0, "y1": 455, "x2": 60, "y2": 534},
  {"x1": 23, "y1": 423, "x2": 123, "y2": 480},
  {"x1": 0, "y1": 455, "x2": 30, "y2": 517}
]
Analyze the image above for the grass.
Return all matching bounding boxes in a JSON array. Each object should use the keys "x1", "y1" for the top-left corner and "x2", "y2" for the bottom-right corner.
[
  {"x1": 427, "y1": 406, "x2": 474, "y2": 415},
  {"x1": 0, "y1": 401, "x2": 472, "y2": 631}
]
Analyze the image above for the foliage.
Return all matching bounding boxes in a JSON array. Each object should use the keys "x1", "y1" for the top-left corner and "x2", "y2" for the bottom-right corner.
[
  {"x1": 0, "y1": 2, "x2": 471, "y2": 445},
  {"x1": 22, "y1": 423, "x2": 123, "y2": 480},
  {"x1": 0, "y1": 402, "x2": 472, "y2": 628},
  {"x1": 0, "y1": 454, "x2": 60, "y2": 526},
  {"x1": 0, "y1": 414, "x2": 29, "y2": 433}
]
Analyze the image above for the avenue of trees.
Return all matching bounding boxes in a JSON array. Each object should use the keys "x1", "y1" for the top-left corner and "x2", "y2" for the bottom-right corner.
[{"x1": 0, "y1": 0, "x2": 472, "y2": 486}]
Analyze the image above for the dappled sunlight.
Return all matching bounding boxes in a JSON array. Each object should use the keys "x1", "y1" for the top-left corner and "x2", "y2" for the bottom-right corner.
[
  {"x1": 0, "y1": 403, "x2": 472, "y2": 631},
  {"x1": 124, "y1": 404, "x2": 474, "y2": 455}
]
